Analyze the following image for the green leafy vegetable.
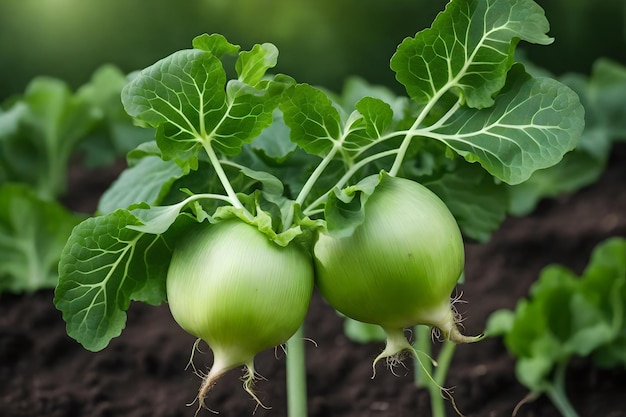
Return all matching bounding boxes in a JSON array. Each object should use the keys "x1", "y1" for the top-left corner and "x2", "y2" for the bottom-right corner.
[
  {"x1": 486, "y1": 237, "x2": 626, "y2": 417},
  {"x1": 0, "y1": 65, "x2": 150, "y2": 201},
  {"x1": 0, "y1": 183, "x2": 83, "y2": 293}
]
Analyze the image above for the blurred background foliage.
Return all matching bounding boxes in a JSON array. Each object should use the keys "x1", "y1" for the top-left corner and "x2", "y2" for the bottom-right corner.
[{"x1": 1, "y1": 0, "x2": 624, "y2": 100}]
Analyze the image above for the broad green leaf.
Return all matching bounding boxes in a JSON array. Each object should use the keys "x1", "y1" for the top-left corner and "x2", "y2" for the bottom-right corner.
[
  {"x1": 0, "y1": 183, "x2": 83, "y2": 293},
  {"x1": 426, "y1": 65, "x2": 584, "y2": 184},
  {"x1": 423, "y1": 162, "x2": 508, "y2": 242},
  {"x1": 55, "y1": 209, "x2": 175, "y2": 351},
  {"x1": 391, "y1": 0, "x2": 552, "y2": 108},
  {"x1": 122, "y1": 39, "x2": 286, "y2": 170},
  {"x1": 508, "y1": 60, "x2": 625, "y2": 215},
  {"x1": 122, "y1": 48, "x2": 225, "y2": 167},
  {"x1": 98, "y1": 155, "x2": 185, "y2": 214},
  {"x1": 280, "y1": 84, "x2": 342, "y2": 157}
]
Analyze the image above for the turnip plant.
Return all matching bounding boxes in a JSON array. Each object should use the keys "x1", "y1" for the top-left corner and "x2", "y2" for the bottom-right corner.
[
  {"x1": 487, "y1": 237, "x2": 626, "y2": 417},
  {"x1": 0, "y1": 65, "x2": 150, "y2": 294},
  {"x1": 54, "y1": 0, "x2": 585, "y2": 415}
]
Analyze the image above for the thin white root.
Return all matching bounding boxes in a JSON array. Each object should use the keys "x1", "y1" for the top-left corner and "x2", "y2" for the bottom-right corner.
[{"x1": 241, "y1": 363, "x2": 271, "y2": 414}]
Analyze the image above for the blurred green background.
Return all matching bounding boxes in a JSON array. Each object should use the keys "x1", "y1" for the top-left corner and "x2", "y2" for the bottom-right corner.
[{"x1": 1, "y1": 0, "x2": 624, "y2": 100}]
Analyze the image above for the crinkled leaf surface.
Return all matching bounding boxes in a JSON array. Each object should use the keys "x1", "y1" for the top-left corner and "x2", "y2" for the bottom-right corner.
[
  {"x1": 280, "y1": 84, "x2": 343, "y2": 157},
  {"x1": 122, "y1": 35, "x2": 286, "y2": 171},
  {"x1": 391, "y1": 0, "x2": 552, "y2": 108},
  {"x1": 55, "y1": 210, "x2": 176, "y2": 351},
  {"x1": 426, "y1": 65, "x2": 584, "y2": 184}
]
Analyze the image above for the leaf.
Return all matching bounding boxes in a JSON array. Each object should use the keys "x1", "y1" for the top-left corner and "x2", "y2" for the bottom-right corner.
[
  {"x1": 121, "y1": 48, "x2": 225, "y2": 168},
  {"x1": 98, "y1": 155, "x2": 185, "y2": 214},
  {"x1": 490, "y1": 238, "x2": 626, "y2": 392},
  {"x1": 121, "y1": 39, "x2": 286, "y2": 170},
  {"x1": 0, "y1": 183, "x2": 83, "y2": 293},
  {"x1": 76, "y1": 65, "x2": 154, "y2": 168},
  {"x1": 507, "y1": 59, "x2": 626, "y2": 215},
  {"x1": 250, "y1": 109, "x2": 297, "y2": 164},
  {"x1": 236, "y1": 42, "x2": 279, "y2": 86},
  {"x1": 192, "y1": 33, "x2": 240, "y2": 58},
  {"x1": 280, "y1": 84, "x2": 343, "y2": 157},
  {"x1": 343, "y1": 318, "x2": 386, "y2": 343},
  {"x1": 423, "y1": 162, "x2": 508, "y2": 242},
  {"x1": 338, "y1": 77, "x2": 409, "y2": 120},
  {"x1": 324, "y1": 173, "x2": 381, "y2": 238},
  {"x1": 54, "y1": 209, "x2": 176, "y2": 351},
  {"x1": 484, "y1": 309, "x2": 515, "y2": 337},
  {"x1": 391, "y1": 0, "x2": 552, "y2": 108},
  {"x1": 0, "y1": 77, "x2": 97, "y2": 199},
  {"x1": 341, "y1": 97, "x2": 394, "y2": 154},
  {"x1": 589, "y1": 58, "x2": 626, "y2": 139},
  {"x1": 507, "y1": 139, "x2": 607, "y2": 216},
  {"x1": 426, "y1": 65, "x2": 584, "y2": 184}
]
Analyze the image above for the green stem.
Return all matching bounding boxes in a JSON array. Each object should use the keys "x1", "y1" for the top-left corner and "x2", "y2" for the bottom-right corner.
[
  {"x1": 282, "y1": 144, "x2": 341, "y2": 229},
  {"x1": 302, "y1": 148, "x2": 399, "y2": 217},
  {"x1": 431, "y1": 341, "x2": 456, "y2": 417},
  {"x1": 414, "y1": 326, "x2": 457, "y2": 417},
  {"x1": 286, "y1": 326, "x2": 307, "y2": 417},
  {"x1": 414, "y1": 326, "x2": 433, "y2": 388},
  {"x1": 545, "y1": 361, "x2": 580, "y2": 417},
  {"x1": 201, "y1": 141, "x2": 253, "y2": 220}
]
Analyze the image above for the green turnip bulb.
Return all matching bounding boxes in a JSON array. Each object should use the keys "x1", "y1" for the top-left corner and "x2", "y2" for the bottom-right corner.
[
  {"x1": 314, "y1": 173, "x2": 479, "y2": 370},
  {"x1": 166, "y1": 219, "x2": 314, "y2": 409}
]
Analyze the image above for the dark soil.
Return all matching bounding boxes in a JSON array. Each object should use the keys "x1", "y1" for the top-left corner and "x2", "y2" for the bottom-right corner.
[{"x1": 2, "y1": 144, "x2": 626, "y2": 417}]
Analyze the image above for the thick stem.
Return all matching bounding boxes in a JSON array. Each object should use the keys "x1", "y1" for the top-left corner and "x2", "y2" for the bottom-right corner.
[{"x1": 286, "y1": 326, "x2": 308, "y2": 417}]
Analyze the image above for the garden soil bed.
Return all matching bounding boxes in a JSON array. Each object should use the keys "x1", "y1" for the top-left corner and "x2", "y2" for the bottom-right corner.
[{"x1": 2, "y1": 144, "x2": 626, "y2": 417}]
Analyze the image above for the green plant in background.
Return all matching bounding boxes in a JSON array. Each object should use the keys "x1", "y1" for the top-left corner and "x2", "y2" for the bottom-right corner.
[
  {"x1": 0, "y1": 65, "x2": 152, "y2": 293},
  {"x1": 487, "y1": 237, "x2": 626, "y2": 417},
  {"x1": 53, "y1": 0, "x2": 585, "y2": 416}
]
